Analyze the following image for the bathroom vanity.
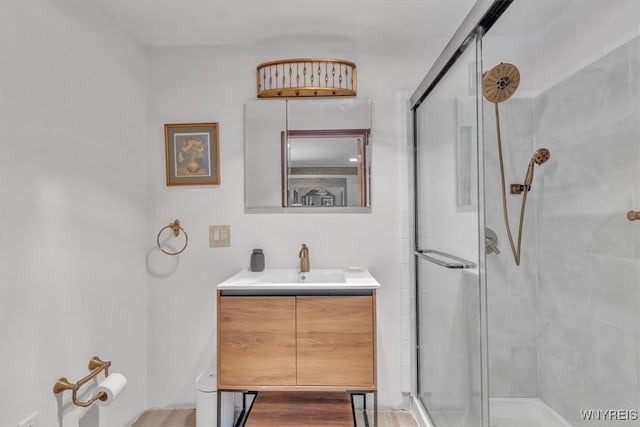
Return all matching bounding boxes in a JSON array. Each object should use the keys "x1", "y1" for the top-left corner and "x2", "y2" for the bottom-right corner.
[{"x1": 216, "y1": 268, "x2": 380, "y2": 391}]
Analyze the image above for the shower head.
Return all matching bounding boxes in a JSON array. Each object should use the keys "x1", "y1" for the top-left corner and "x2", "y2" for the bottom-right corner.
[
  {"x1": 483, "y1": 63, "x2": 520, "y2": 103},
  {"x1": 524, "y1": 148, "x2": 551, "y2": 186},
  {"x1": 532, "y1": 148, "x2": 551, "y2": 165}
]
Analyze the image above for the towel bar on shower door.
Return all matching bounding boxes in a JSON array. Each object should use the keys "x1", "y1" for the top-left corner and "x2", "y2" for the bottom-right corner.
[{"x1": 415, "y1": 249, "x2": 476, "y2": 269}]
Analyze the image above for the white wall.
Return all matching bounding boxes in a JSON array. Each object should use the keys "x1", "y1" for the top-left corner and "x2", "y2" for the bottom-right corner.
[
  {"x1": 144, "y1": 41, "x2": 436, "y2": 409},
  {"x1": 526, "y1": 0, "x2": 640, "y2": 95},
  {"x1": 0, "y1": 2, "x2": 148, "y2": 426}
]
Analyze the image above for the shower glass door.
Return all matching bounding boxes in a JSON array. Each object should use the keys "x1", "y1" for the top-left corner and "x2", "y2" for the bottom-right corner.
[{"x1": 413, "y1": 34, "x2": 486, "y2": 427}]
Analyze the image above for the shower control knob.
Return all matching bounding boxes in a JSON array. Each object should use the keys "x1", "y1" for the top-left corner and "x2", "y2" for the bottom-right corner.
[{"x1": 626, "y1": 210, "x2": 640, "y2": 221}]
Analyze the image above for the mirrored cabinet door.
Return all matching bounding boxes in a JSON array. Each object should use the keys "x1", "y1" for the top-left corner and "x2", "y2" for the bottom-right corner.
[
  {"x1": 284, "y1": 129, "x2": 370, "y2": 208},
  {"x1": 245, "y1": 98, "x2": 372, "y2": 213},
  {"x1": 245, "y1": 100, "x2": 286, "y2": 209}
]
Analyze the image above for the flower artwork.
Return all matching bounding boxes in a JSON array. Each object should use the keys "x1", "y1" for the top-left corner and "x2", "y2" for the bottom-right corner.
[
  {"x1": 175, "y1": 134, "x2": 209, "y2": 176},
  {"x1": 164, "y1": 122, "x2": 219, "y2": 186}
]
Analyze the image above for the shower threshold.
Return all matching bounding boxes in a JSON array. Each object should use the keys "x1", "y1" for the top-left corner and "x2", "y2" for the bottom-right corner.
[{"x1": 490, "y1": 398, "x2": 572, "y2": 427}]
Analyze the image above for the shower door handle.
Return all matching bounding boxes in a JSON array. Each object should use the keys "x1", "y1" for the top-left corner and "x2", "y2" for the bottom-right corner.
[
  {"x1": 415, "y1": 249, "x2": 476, "y2": 269},
  {"x1": 627, "y1": 211, "x2": 640, "y2": 221}
]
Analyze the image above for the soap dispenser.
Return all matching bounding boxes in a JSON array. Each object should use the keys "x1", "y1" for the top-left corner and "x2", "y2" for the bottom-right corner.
[{"x1": 250, "y1": 248, "x2": 265, "y2": 272}]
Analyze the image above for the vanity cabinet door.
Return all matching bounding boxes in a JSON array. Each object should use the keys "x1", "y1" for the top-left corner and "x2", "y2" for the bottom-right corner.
[
  {"x1": 218, "y1": 296, "x2": 296, "y2": 387},
  {"x1": 296, "y1": 296, "x2": 375, "y2": 387}
]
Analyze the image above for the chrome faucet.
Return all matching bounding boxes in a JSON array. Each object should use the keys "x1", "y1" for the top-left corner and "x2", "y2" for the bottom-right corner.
[{"x1": 299, "y1": 244, "x2": 310, "y2": 272}]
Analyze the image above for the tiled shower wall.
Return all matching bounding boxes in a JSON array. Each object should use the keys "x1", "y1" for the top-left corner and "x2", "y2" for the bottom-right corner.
[
  {"x1": 485, "y1": 34, "x2": 640, "y2": 424},
  {"x1": 484, "y1": 98, "x2": 539, "y2": 398},
  {"x1": 534, "y1": 36, "x2": 640, "y2": 425}
]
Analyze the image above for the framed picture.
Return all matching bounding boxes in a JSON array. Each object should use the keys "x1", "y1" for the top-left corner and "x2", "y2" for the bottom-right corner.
[{"x1": 164, "y1": 122, "x2": 220, "y2": 186}]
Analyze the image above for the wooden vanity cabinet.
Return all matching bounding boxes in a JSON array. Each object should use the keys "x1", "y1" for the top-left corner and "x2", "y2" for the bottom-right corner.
[
  {"x1": 218, "y1": 296, "x2": 297, "y2": 386},
  {"x1": 296, "y1": 296, "x2": 375, "y2": 387},
  {"x1": 218, "y1": 293, "x2": 376, "y2": 390}
]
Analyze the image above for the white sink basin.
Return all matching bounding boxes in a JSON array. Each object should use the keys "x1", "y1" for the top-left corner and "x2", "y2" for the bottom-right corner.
[
  {"x1": 265, "y1": 269, "x2": 345, "y2": 284},
  {"x1": 218, "y1": 268, "x2": 381, "y2": 290}
]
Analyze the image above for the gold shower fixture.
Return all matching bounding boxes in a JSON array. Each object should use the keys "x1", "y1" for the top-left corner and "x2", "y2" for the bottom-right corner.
[
  {"x1": 256, "y1": 58, "x2": 357, "y2": 98},
  {"x1": 511, "y1": 148, "x2": 551, "y2": 194},
  {"x1": 482, "y1": 62, "x2": 520, "y2": 103},
  {"x1": 627, "y1": 211, "x2": 640, "y2": 221},
  {"x1": 483, "y1": 62, "x2": 550, "y2": 266}
]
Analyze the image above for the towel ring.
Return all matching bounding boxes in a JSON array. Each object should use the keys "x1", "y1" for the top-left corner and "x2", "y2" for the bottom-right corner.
[{"x1": 157, "y1": 219, "x2": 189, "y2": 255}]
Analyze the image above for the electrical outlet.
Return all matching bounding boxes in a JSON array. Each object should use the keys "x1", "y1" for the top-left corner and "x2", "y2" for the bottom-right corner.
[{"x1": 17, "y1": 412, "x2": 38, "y2": 427}]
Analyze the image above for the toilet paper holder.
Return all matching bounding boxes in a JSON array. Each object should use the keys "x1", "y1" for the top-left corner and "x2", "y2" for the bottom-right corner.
[{"x1": 53, "y1": 356, "x2": 111, "y2": 407}]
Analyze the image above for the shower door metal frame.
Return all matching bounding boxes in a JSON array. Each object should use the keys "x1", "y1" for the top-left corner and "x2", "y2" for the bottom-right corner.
[
  {"x1": 409, "y1": 0, "x2": 513, "y2": 109},
  {"x1": 410, "y1": 32, "x2": 488, "y2": 427},
  {"x1": 408, "y1": 1, "x2": 515, "y2": 427}
]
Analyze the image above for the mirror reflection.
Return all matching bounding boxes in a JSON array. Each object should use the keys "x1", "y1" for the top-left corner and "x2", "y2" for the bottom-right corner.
[
  {"x1": 244, "y1": 98, "x2": 371, "y2": 212},
  {"x1": 283, "y1": 129, "x2": 370, "y2": 207}
]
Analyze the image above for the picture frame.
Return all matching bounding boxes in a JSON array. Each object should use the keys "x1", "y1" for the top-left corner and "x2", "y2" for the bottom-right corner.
[{"x1": 164, "y1": 122, "x2": 220, "y2": 186}]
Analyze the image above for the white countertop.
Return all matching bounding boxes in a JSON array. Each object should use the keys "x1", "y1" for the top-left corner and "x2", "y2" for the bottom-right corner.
[{"x1": 217, "y1": 268, "x2": 381, "y2": 291}]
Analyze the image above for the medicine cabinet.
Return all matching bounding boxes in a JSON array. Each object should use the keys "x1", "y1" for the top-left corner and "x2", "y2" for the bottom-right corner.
[{"x1": 245, "y1": 98, "x2": 372, "y2": 213}]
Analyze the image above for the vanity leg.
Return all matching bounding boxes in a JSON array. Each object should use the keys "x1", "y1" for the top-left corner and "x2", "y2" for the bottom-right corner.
[
  {"x1": 232, "y1": 391, "x2": 257, "y2": 427},
  {"x1": 232, "y1": 392, "x2": 246, "y2": 427},
  {"x1": 350, "y1": 392, "x2": 376, "y2": 427},
  {"x1": 364, "y1": 394, "x2": 369, "y2": 427},
  {"x1": 373, "y1": 391, "x2": 378, "y2": 427},
  {"x1": 350, "y1": 394, "x2": 357, "y2": 425},
  {"x1": 216, "y1": 391, "x2": 221, "y2": 427}
]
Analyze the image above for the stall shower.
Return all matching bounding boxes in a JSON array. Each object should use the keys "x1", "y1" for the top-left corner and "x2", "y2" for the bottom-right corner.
[{"x1": 410, "y1": 1, "x2": 640, "y2": 427}]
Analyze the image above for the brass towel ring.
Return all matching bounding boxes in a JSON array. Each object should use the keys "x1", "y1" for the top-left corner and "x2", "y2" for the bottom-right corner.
[{"x1": 157, "y1": 219, "x2": 189, "y2": 255}]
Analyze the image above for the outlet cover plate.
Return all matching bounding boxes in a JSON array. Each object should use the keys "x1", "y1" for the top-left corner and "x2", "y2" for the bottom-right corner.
[{"x1": 209, "y1": 225, "x2": 230, "y2": 247}]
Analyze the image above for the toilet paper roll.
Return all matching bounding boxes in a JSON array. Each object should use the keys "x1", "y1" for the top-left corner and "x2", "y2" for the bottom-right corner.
[{"x1": 96, "y1": 373, "x2": 127, "y2": 406}]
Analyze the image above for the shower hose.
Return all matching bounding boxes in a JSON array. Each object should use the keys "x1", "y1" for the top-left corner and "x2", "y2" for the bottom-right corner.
[{"x1": 494, "y1": 102, "x2": 529, "y2": 266}]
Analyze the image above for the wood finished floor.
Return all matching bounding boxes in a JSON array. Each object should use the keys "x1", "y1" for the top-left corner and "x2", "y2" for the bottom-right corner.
[
  {"x1": 132, "y1": 408, "x2": 418, "y2": 427},
  {"x1": 246, "y1": 392, "x2": 353, "y2": 427}
]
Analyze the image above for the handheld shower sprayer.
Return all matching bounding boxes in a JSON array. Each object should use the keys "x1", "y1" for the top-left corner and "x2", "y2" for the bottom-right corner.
[
  {"x1": 524, "y1": 148, "x2": 551, "y2": 187},
  {"x1": 532, "y1": 148, "x2": 551, "y2": 165},
  {"x1": 483, "y1": 63, "x2": 550, "y2": 266}
]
